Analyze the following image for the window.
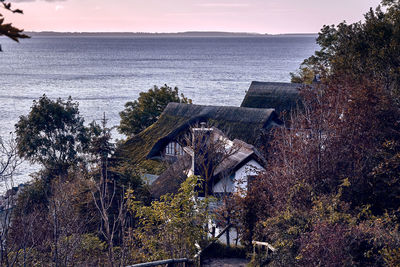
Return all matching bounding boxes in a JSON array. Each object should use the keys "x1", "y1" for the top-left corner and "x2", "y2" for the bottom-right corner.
[
  {"x1": 165, "y1": 142, "x2": 184, "y2": 156},
  {"x1": 166, "y1": 142, "x2": 174, "y2": 155}
]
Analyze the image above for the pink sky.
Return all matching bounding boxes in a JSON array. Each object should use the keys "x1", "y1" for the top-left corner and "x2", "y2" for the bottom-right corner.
[{"x1": 7, "y1": 0, "x2": 382, "y2": 33}]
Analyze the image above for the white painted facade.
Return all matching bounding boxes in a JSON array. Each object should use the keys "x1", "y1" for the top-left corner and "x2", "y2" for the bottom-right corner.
[{"x1": 212, "y1": 159, "x2": 264, "y2": 194}]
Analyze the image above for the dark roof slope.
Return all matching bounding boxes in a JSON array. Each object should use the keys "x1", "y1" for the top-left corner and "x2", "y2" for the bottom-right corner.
[
  {"x1": 240, "y1": 81, "x2": 302, "y2": 113},
  {"x1": 116, "y1": 103, "x2": 280, "y2": 171},
  {"x1": 146, "y1": 103, "x2": 279, "y2": 159},
  {"x1": 164, "y1": 103, "x2": 276, "y2": 125},
  {"x1": 150, "y1": 155, "x2": 191, "y2": 199}
]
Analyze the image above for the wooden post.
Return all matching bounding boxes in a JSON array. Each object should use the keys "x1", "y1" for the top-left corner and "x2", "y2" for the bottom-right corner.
[
  {"x1": 226, "y1": 218, "x2": 230, "y2": 247},
  {"x1": 252, "y1": 241, "x2": 277, "y2": 265}
]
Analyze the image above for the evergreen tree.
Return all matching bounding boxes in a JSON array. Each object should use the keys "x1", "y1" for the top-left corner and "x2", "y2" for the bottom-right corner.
[{"x1": 15, "y1": 95, "x2": 89, "y2": 178}]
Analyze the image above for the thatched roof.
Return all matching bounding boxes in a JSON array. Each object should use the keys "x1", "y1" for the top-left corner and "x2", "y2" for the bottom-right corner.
[
  {"x1": 146, "y1": 103, "x2": 280, "y2": 159},
  {"x1": 150, "y1": 155, "x2": 191, "y2": 199},
  {"x1": 115, "y1": 103, "x2": 280, "y2": 173},
  {"x1": 213, "y1": 138, "x2": 265, "y2": 178},
  {"x1": 240, "y1": 81, "x2": 302, "y2": 113}
]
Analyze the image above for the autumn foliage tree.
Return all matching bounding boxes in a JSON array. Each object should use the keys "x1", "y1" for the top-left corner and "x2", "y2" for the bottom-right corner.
[
  {"x1": 239, "y1": 76, "x2": 400, "y2": 266},
  {"x1": 128, "y1": 176, "x2": 211, "y2": 262},
  {"x1": 251, "y1": 1, "x2": 400, "y2": 264}
]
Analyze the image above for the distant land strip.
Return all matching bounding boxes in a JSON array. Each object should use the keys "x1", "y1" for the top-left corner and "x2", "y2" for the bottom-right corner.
[{"x1": 24, "y1": 31, "x2": 318, "y2": 38}]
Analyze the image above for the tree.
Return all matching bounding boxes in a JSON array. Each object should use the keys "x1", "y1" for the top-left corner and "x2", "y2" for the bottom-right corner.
[
  {"x1": 8, "y1": 178, "x2": 52, "y2": 266},
  {"x1": 47, "y1": 174, "x2": 100, "y2": 267},
  {"x1": 15, "y1": 95, "x2": 89, "y2": 178},
  {"x1": 119, "y1": 85, "x2": 192, "y2": 136},
  {"x1": 240, "y1": 76, "x2": 400, "y2": 266},
  {"x1": 8, "y1": 170, "x2": 106, "y2": 266},
  {"x1": 0, "y1": 135, "x2": 22, "y2": 267},
  {"x1": 0, "y1": 135, "x2": 21, "y2": 184},
  {"x1": 88, "y1": 114, "x2": 115, "y2": 184},
  {"x1": 290, "y1": 0, "x2": 400, "y2": 100},
  {"x1": 188, "y1": 126, "x2": 241, "y2": 197},
  {"x1": 128, "y1": 176, "x2": 211, "y2": 262},
  {"x1": 0, "y1": 1, "x2": 29, "y2": 44},
  {"x1": 89, "y1": 115, "x2": 132, "y2": 267}
]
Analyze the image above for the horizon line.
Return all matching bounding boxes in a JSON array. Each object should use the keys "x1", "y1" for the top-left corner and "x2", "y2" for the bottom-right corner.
[{"x1": 24, "y1": 30, "x2": 318, "y2": 35}]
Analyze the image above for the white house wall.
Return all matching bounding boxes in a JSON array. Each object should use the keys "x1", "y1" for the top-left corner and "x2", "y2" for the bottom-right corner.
[
  {"x1": 212, "y1": 159, "x2": 264, "y2": 194},
  {"x1": 234, "y1": 159, "x2": 264, "y2": 192}
]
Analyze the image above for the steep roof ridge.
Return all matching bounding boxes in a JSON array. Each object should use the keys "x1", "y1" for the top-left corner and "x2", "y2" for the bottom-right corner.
[
  {"x1": 248, "y1": 81, "x2": 302, "y2": 93},
  {"x1": 240, "y1": 81, "x2": 303, "y2": 112},
  {"x1": 251, "y1": 80, "x2": 302, "y2": 86},
  {"x1": 163, "y1": 102, "x2": 276, "y2": 124}
]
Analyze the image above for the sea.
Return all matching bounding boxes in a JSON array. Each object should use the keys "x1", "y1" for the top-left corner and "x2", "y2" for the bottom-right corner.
[{"x1": 0, "y1": 34, "x2": 319, "y2": 191}]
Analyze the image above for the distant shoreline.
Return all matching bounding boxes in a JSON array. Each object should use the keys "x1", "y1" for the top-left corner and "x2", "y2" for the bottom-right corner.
[{"x1": 24, "y1": 31, "x2": 317, "y2": 38}]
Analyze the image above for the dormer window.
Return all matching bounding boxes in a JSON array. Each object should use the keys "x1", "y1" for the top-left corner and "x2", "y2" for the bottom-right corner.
[{"x1": 165, "y1": 142, "x2": 185, "y2": 156}]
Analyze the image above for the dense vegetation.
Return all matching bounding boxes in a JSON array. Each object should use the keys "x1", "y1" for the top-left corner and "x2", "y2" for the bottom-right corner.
[
  {"x1": 246, "y1": 0, "x2": 400, "y2": 265},
  {"x1": 291, "y1": 0, "x2": 400, "y2": 94},
  {"x1": 0, "y1": 89, "x2": 198, "y2": 266},
  {"x1": 236, "y1": 76, "x2": 400, "y2": 266}
]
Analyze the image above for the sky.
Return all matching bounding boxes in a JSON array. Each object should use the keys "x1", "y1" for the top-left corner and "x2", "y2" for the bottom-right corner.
[{"x1": 6, "y1": 0, "x2": 382, "y2": 34}]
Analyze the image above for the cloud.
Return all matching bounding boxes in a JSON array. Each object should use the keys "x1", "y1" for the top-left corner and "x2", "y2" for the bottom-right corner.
[{"x1": 196, "y1": 3, "x2": 249, "y2": 8}]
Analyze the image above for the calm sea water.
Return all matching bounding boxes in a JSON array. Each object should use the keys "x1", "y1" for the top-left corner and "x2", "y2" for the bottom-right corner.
[{"x1": 0, "y1": 35, "x2": 319, "y2": 189}]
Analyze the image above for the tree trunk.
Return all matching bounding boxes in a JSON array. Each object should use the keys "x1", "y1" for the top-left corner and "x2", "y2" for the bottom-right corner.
[{"x1": 53, "y1": 205, "x2": 59, "y2": 267}]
